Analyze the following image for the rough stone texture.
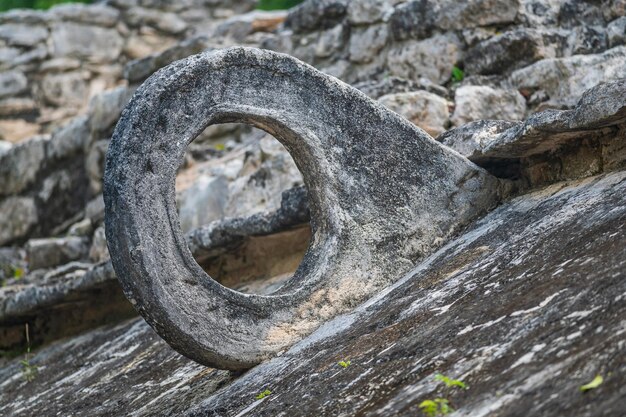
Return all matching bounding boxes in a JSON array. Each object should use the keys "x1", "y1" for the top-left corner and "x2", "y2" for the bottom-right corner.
[
  {"x1": 123, "y1": 35, "x2": 212, "y2": 84},
  {"x1": 439, "y1": 79, "x2": 626, "y2": 188},
  {"x1": 465, "y1": 28, "x2": 566, "y2": 76},
  {"x1": 2, "y1": 170, "x2": 625, "y2": 416},
  {"x1": 388, "y1": 34, "x2": 462, "y2": 84},
  {"x1": 0, "y1": 0, "x2": 255, "y2": 143},
  {"x1": 442, "y1": 79, "x2": 626, "y2": 161},
  {"x1": 510, "y1": 46, "x2": 626, "y2": 109},
  {"x1": 285, "y1": 0, "x2": 349, "y2": 33},
  {"x1": 1, "y1": 0, "x2": 626, "y2": 414},
  {"x1": 0, "y1": 197, "x2": 37, "y2": 246},
  {"x1": 177, "y1": 133, "x2": 303, "y2": 233},
  {"x1": 451, "y1": 85, "x2": 527, "y2": 127},
  {"x1": 0, "y1": 191, "x2": 311, "y2": 351},
  {"x1": 104, "y1": 47, "x2": 500, "y2": 370},
  {"x1": 0, "y1": 70, "x2": 28, "y2": 99},
  {"x1": 378, "y1": 90, "x2": 450, "y2": 136},
  {"x1": 25, "y1": 236, "x2": 90, "y2": 271}
]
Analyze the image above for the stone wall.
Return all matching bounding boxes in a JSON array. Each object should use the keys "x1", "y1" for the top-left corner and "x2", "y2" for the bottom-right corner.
[{"x1": 0, "y1": 0, "x2": 256, "y2": 144}]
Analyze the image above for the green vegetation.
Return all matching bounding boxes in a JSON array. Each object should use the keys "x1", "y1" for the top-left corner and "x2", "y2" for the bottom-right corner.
[
  {"x1": 419, "y1": 398, "x2": 453, "y2": 417},
  {"x1": 338, "y1": 360, "x2": 351, "y2": 368},
  {"x1": 418, "y1": 373, "x2": 468, "y2": 416},
  {"x1": 20, "y1": 323, "x2": 38, "y2": 382},
  {"x1": 580, "y1": 375, "x2": 603, "y2": 392},
  {"x1": 434, "y1": 373, "x2": 468, "y2": 390},
  {"x1": 0, "y1": 0, "x2": 91, "y2": 12},
  {"x1": 257, "y1": 0, "x2": 303, "y2": 11},
  {"x1": 256, "y1": 389, "x2": 272, "y2": 400},
  {"x1": 450, "y1": 66, "x2": 464, "y2": 83}
]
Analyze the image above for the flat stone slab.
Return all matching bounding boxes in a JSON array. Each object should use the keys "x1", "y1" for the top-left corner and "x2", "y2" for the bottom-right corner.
[
  {"x1": 439, "y1": 79, "x2": 626, "y2": 163},
  {"x1": 2, "y1": 170, "x2": 624, "y2": 416}
]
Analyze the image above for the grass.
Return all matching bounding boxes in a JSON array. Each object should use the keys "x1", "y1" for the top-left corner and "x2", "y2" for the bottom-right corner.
[
  {"x1": 0, "y1": 0, "x2": 92, "y2": 12},
  {"x1": 257, "y1": 0, "x2": 303, "y2": 11},
  {"x1": 20, "y1": 323, "x2": 38, "y2": 382}
]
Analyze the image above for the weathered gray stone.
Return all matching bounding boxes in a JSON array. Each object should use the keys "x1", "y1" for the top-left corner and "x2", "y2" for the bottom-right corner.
[
  {"x1": 510, "y1": 46, "x2": 626, "y2": 108},
  {"x1": 388, "y1": 34, "x2": 462, "y2": 84},
  {"x1": 89, "y1": 226, "x2": 110, "y2": 263},
  {"x1": 0, "y1": 97, "x2": 37, "y2": 117},
  {"x1": 186, "y1": 170, "x2": 626, "y2": 417},
  {"x1": 348, "y1": 23, "x2": 388, "y2": 63},
  {"x1": 0, "y1": 24, "x2": 48, "y2": 47},
  {"x1": 0, "y1": 136, "x2": 47, "y2": 196},
  {"x1": 213, "y1": 10, "x2": 287, "y2": 42},
  {"x1": 178, "y1": 175, "x2": 228, "y2": 232},
  {"x1": 40, "y1": 71, "x2": 88, "y2": 108},
  {"x1": 440, "y1": 79, "x2": 626, "y2": 171},
  {"x1": 68, "y1": 218, "x2": 93, "y2": 237},
  {"x1": 432, "y1": 0, "x2": 519, "y2": 31},
  {"x1": 188, "y1": 186, "x2": 310, "y2": 259},
  {"x1": 0, "y1": 140, "x2": 11, "y2": 156},
  {"x1": 390, "y1": 0, "x2": 518, "y2": 41},
  {"x1": 313, "y1": 23, "x2": 346, "y2": 58},
  {"x1": 437, "y1": 119, "x2": 519, "y2": 158},
  {"x1": 465, "y1": 28, "x2": 567, "y2": 76},
  {"x1": 51, "y1": 23, "x2": 123, "y2": 63},
  {"x1": 354, "y1": 75, "x2": 450, "y2": 99},
  {"x1": 0, "y1": 46, "x2": 21, "y2": 67},
  {"x1": 10, "y1": 44, "x2": 48, "y2": 67},
  {"x1": 49, "y1": 3, "x2": 120, "y2": 27},
  {"x1": 607, "y1": 16, "x2": 626, "y2": 47},
  {"x1": 0, "y1": 197, "x2": 38, "y2": 246},
  {"x1": 87, "y1": 86, "x2": 134, "y2": 133},
  {"x1": 378, "y1": 90, "x2": 450, "y2": 136},
  {"x1": 104, "y1": 47, "x2": 500, "y2": 370},
  {"x1": 0, "y1": 70, "x2": 27, "y2": 99},
  {"x1": 0, "y1": 9, "x2": 50, "y2": 25},
  {"x1": 347, "y1": 0, "x2": 399, "y2": 24},
  {"x1": 3, "y1": 169, "x2": 626, "y2": 416},
  {"x1": 124, "y1": 35, "x2": 211, "y2": 83},
  {"x1": 285, "y1": 0, "x2": 349, "y2": 33},
  {"x1": 46, "y1": 115, "x2": 90, "y2": 160},
  {"x1": 568, "y1": 25, "x2": 607, "y2": 55},
  {"x1": 388, "y1": 0, "x2": 433, "y2": 41},
  {"x1": 85, "y1": 140, "x2": 110, "y2": 194},
  {"x1": 125, "y1": 7, "x2": 188, "y2": 35},
  {"x1": 451, "y1": 85, "x2": 527, "y2": 126},
  {"x1": 26, "y1": 236, "x2": 90, "y2": 271}
]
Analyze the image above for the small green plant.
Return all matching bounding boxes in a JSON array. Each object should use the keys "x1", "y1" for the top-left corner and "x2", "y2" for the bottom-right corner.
[
  {"x1": 256, "y1": 389, "x2": 272, "y2": 400},
  {"x1": 580, "y1": 375, "x2": 603, "y2": 392},
  {"x1": 338, "y1": 360, "x2": 351, "y2": 368},
  {"x1": 450, "y1": 66, "x2": 464, "y2": 83},
  {"x1": 214, "y1": 143, "x2": 226, "y2": 151},
  {"x1": 434, "y1": 373, "x2": 468, "y2": 390},
  {"x1": 20, "y1": 323, "x2": 38, "y2": 382},
  {"x1": 418, "y1": 373, "x2": 468, "y2": 416},
  {"x1": 419, "y1": 398, "x2": 453, "y2": 417},
  {"x1": 12, "y1": 266, "x2": 24, "y2": 279}
]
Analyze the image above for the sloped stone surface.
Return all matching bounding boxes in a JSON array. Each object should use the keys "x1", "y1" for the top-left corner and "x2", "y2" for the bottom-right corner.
[
  {"x1": 188, "y1": 171, "x2": 626, "y2": 417},
  {"x1": 1, "y1": 170, "x2": 624, "y2": 416}
]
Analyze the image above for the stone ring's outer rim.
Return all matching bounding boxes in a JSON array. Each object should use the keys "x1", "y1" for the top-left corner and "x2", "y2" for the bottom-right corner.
[{"x1": 104, "y1": 47, "x2": 500, "y2": 370}]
